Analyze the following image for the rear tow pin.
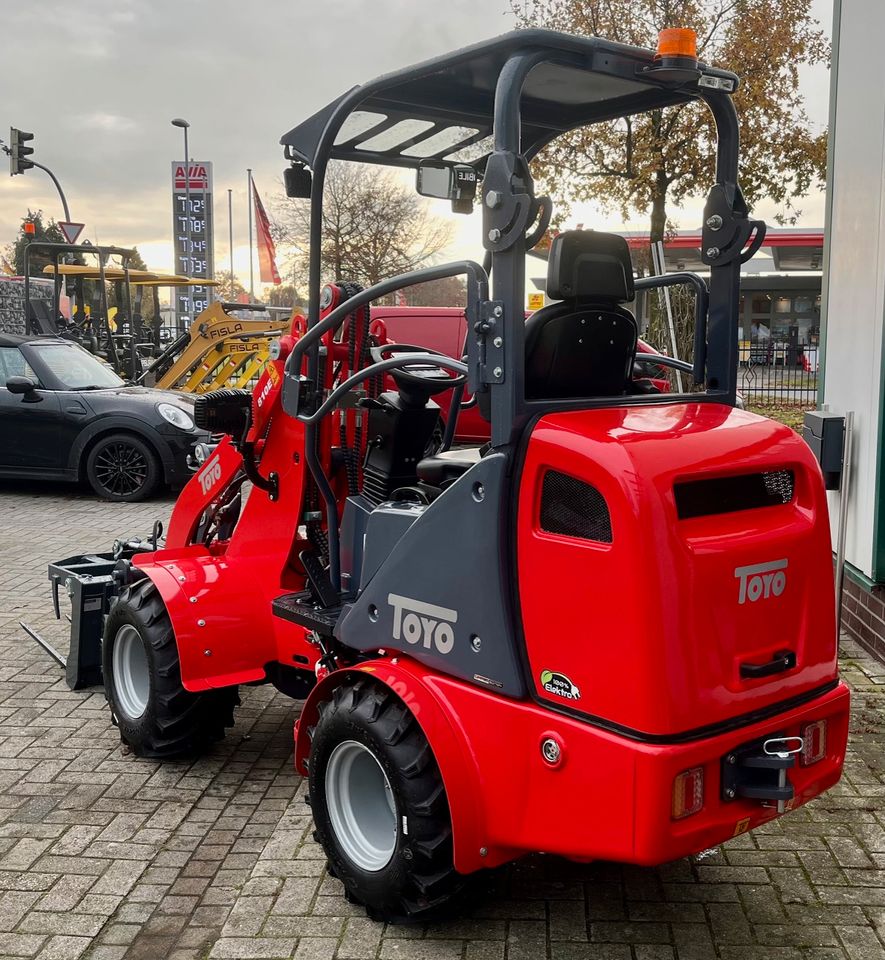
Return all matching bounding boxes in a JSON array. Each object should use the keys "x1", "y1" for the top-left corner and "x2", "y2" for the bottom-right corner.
[{"x1": 763, "y1": 737, "x2": 804, "y2": 813}]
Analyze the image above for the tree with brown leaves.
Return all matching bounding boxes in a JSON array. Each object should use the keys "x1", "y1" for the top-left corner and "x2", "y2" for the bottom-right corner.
[
  {"x1": 275, "y1": 163, "x2": 453, "y2": 292},
  {"x1": 512, "y1": 0, "x2": 828, "y2": 240}
]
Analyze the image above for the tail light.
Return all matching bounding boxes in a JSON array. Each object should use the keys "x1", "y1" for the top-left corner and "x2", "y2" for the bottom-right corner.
[
  {"x1": 800, "y1": 719, "x2": 827, "y2": 766},
  {"x1": 672, "y1": 766, "x2": 704, "y2": 819}
]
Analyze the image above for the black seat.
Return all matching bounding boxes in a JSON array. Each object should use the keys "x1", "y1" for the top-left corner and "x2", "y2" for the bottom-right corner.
[
  {"x1": 525, "y1": 230, "x2": 637, "y2": 399},
  {"x1": 27, "y1": 299, "x2": 59, "y2": 336}
]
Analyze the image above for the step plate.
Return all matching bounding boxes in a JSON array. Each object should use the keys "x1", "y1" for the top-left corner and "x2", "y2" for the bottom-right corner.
[{"x1": 272, "y1": 591, "x2": 344, "y2": 634}]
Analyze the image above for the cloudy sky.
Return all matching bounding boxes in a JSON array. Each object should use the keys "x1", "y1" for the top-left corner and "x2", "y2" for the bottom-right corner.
[{"x1": 2, "y1": 0, "x2": 832, "y2": 289}]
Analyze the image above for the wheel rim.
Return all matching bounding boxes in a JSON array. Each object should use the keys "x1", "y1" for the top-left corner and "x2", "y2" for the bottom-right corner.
[
  {"x1": 325, "y1": 740, "x2": 397, "y2": 872},
  {"x1": 94, "y1": 441, "x2": 149, "y2": 497},
  {"x1": 112, "y1": 624, "x2": 150, "y2": 720}
]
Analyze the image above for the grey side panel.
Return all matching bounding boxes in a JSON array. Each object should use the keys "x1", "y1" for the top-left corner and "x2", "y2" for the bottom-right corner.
[
  {"x1": 340, "y1": 495, "x2": 374, "y2": 595},
  {"x1": 336, "y1": 452, "x2": 525, "y2": 698},
  {"x1": 359, "y1": 501, "x2": 428, "y2": 590}
]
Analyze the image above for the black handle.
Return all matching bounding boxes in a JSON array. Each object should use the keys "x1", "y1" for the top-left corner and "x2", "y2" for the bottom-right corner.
[
  {"x1": 740, "y1": 220, "x2": 768, "y2": 263},
  {"x1": 740, "y1": 649, "x2": 796, "y2": 680}
]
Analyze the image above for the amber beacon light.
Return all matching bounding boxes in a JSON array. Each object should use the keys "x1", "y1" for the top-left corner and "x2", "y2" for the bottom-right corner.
[{"x1": 656, "y1": 27, "x2": 698, "y2": 61}]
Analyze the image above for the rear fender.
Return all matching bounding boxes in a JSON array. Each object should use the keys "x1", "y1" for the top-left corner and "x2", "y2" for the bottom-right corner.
[
  {"x1": 132, "y1": 547, "x2": 272, "y2": 690},
  {"x1": 295, "y1": 658, "x2": 495, "y2": 874}
]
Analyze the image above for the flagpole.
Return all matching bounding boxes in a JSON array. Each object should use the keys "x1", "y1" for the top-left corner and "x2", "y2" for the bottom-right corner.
[
  {"x1": 227, "y1": 188, "x2": 234, "y2": 301},
  {"x1": 247, "y1": 168, "x2": 254, "y2": 299}
]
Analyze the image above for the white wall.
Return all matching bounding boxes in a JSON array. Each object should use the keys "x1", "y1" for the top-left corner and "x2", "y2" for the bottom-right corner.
[{"x1": 822, "y1": 0, "x2": 885, "y2": 579}]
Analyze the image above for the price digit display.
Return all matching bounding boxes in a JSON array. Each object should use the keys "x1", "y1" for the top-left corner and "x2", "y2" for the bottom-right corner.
[{"x1": 171, "y1": 160, "x2": 215, "y2": 326}]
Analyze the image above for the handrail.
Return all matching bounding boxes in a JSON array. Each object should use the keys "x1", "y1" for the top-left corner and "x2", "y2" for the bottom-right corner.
[
  {"x1": 637, "y1": 352, "x2": 694, "y2": 375},
  {"x1": 298, "y1": 355, "x2": 468, "y2": 425},
  {"x1": 282, "y1": 258, "x2": 488, "y2": 415},
  {"x1": 283, "y1": 259, "x2": 487, "y2": 594},
  {"x1": 634, "y1": 271, "x2": 709, "y2": 385}
]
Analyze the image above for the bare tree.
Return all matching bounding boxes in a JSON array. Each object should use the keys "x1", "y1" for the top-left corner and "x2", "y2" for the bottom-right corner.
[{"x1": 274, "y1": 163, "x2": 453, "y2": 293}]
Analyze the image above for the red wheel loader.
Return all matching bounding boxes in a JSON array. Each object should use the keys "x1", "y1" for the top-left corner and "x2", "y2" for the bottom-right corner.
[{"x1": 54, "y1": 27, "x2": 849, "y2": 922}]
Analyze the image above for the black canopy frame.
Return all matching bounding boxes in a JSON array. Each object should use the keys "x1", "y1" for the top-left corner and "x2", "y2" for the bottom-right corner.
[{"x1": 279, "y1": 28, "x2": 760, "y2": 585}]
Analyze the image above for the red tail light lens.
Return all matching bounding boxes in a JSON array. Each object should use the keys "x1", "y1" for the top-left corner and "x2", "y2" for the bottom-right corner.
[
  {"x1": 800, "y1": 719, "x2": 827, "y2": 766},
  {"x1": 672, "y1": 766, "x2": 704, "y2": 819}
]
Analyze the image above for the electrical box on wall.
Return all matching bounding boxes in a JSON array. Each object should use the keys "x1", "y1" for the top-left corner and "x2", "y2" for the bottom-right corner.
[{"x1": 803, "y1": 411, "x2": 845, "y2": 491}]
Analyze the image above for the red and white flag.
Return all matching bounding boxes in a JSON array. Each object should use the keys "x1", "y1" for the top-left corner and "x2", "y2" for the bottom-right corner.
[{"x1": 252, "y1": 181, "x2": 281, "y2": 285}]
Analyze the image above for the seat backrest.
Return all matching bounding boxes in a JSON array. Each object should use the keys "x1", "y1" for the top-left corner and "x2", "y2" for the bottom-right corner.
[
  {"x1": 27, "y1": 299, "x2": 58, "y2": 336},
  {"x1": 525, "y1": 230, "x2": 637, "y2": 400}
]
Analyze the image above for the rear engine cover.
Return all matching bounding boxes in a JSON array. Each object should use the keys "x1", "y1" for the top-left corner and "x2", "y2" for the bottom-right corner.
[{"x1": 516, "y1": 403, "x2": 837, "y2": 738}]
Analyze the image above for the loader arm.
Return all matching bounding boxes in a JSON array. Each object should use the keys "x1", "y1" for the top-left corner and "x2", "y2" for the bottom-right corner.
[{"x1": 155, "y1": 302, "x2": 292, "y2": 392}]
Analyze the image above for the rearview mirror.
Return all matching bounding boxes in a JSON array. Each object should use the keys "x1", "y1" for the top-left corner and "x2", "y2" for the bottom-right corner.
[
  {"x1": 6, "y1": 376, "x2": 40, "y2": 401},
  {"x1": 416, "y1": 162, "x2": 477, "y2": 213}
]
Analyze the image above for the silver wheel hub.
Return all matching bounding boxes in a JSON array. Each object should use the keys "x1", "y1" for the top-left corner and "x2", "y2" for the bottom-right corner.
[
  {"x1": 324, "y1": 740, "x2": 397, "y2": 871},
  {"x1": 112, "y1": 624, "x2": 150, "y2": 720}
]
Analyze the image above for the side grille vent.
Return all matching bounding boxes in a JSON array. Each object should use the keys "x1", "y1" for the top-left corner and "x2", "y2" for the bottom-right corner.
[
  {"x1": 675, "y1": 469, "x2": 795, "y2": 520},
  {"x1": 540, "y1": 470, "x2": 612, "y2": 543},
  {"x1": 361, "y1": 465, "x2": 390, "y2": 506}
]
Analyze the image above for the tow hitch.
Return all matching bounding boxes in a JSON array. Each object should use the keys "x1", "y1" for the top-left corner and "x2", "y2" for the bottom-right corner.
[{"x1": 722, "y1": 736, "x2": 804, "y2": 813}]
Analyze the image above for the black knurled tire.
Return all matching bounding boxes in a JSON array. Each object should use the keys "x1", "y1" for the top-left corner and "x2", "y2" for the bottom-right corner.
[
  {"x1": 103, "y1": 578, "x2": 239, "y2": 759},
  {"x1": 309, "y1": 676, "x2": 466, "y2": 923}
]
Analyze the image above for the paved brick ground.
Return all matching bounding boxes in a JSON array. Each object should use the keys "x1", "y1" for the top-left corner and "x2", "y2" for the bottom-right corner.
[{"x1": 1, "y1": 479, "x2": 885, "y2": 960}]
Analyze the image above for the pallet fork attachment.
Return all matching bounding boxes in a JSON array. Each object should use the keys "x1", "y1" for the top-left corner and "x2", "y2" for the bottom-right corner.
[{"x1": 26, "y1": 525, "x2": 162, "y2": 689}]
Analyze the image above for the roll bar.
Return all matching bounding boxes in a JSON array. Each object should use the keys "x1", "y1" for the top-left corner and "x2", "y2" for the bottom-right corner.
[
  {"x1": 633, "y1": 272, "x2": 709, "y2": 385},
  {"x1": 282, "y1": 260, "x2": 487, "y2": 592}
]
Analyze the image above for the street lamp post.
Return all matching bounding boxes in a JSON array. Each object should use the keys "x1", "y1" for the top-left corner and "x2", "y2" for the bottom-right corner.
[{"x1": 171, "y1": 118, "x2": 192, "y2": 324}]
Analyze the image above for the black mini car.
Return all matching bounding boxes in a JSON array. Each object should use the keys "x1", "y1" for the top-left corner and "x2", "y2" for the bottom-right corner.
[{"x1": 0, "y1": 334, "x2": 210, "y2": 501}]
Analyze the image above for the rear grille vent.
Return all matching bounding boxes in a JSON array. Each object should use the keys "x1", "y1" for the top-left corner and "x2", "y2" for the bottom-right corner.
[
  {"x1": 674, "y1": 469, "x2": 795, "y2": 520},
  {"x1": 540, "y1": 470, "x2": 612, "y2": 543}
]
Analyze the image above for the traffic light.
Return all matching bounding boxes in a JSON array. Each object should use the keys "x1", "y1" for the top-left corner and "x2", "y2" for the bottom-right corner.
[{"x1": 9, "y1": 127, "x2": 34, "y2": 176}]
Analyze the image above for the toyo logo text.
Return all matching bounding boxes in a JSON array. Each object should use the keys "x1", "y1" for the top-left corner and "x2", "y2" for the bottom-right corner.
[
  {"x1": 735, "y1": 559, "x2": 788, "y2": 604},
  {"x1": 388, "y1": 594, "x2": 456, "y2": 655},
  {"x1": 540, "y1": 670, "x2": 581, "y2": 700},
  {"x1": 198, "y1": 454, "x2": 222, "y2": 495}
]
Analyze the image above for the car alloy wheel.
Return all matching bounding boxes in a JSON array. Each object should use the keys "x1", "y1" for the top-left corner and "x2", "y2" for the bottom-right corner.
[{"x1": 92, "y1": 440, "x2": 149, "y2": 497}]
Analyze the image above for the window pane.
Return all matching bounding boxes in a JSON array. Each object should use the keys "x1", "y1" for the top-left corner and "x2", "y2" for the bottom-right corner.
[
  {"x1": 357, "y1": 119, "x2": 434, "y2": 152},
  {"x1": 334, "y1": 111, "x2": 387, "y2": 145},
  {"x1": 0, "y1": 347, "x2": 37, "y2": 383},
  {"x1": 751, "y1": 294, "x2": 772, "y2": 313},
  {"x1": 774, "y1": 297, "x2": 792, "y2": 314},
  {"x1": 30, "y1": 343, "x2": 123, "y2": 390},
  {"x1": 401, "y1": 126, "x2": 479, "y2": 158},
  {"x1": 444, "y1": 135, "x2": 495, "y2": 163}
]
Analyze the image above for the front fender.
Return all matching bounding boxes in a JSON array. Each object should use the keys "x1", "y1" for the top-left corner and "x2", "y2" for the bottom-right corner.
[
  {"x1": 132, "y1": 547, "x2": 273, "y2": 691},
  {"x1": 295, "y1": 658, "x2": 499, "y2": 874}
]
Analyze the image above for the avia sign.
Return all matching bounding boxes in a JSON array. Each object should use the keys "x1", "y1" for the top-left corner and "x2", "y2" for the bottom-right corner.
[{"x1": 173, "y1": 163, "x2": 211, "y2": 191}]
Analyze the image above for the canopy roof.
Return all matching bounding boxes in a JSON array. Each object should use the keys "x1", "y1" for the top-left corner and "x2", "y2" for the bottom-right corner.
[
  {"x1": 42, "y1": 266, "x2": 220, "y2": 287},
  {"x1": 281, "y1": 29, "x2": 738, "y2": 172},
  {"x1": 42, "y1": 264, "x2": 159, "y2": 281}
]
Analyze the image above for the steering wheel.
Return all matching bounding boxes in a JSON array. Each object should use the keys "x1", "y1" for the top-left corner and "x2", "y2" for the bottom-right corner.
[{"x1": 370, "y1": 343, "x2": 467, "y2": 398}]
